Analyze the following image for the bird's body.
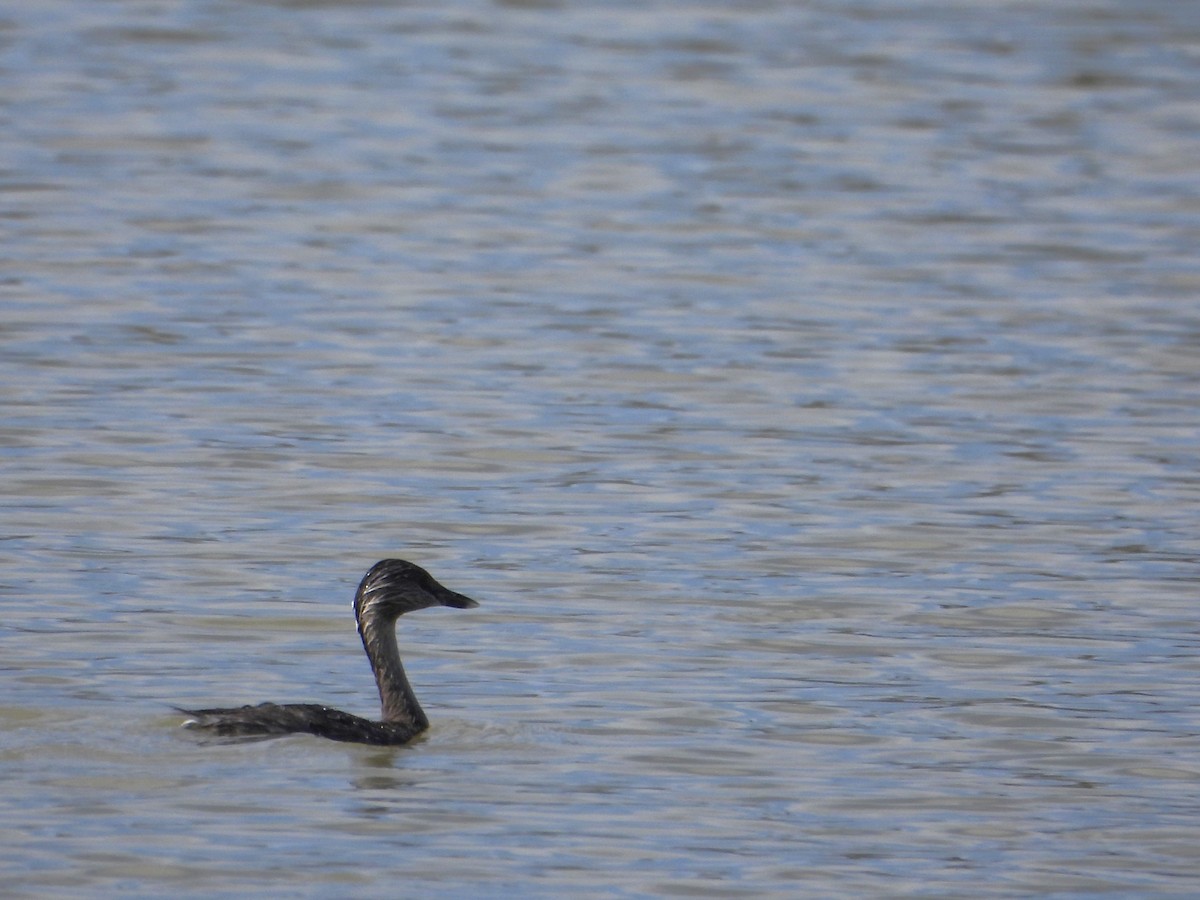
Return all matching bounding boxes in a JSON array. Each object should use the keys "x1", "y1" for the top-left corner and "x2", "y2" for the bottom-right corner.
[
  {"x1": 178, "y1": 702, "x2": 425, "y2": 745},
  {"x1": 178, "y1": 559, "x2": 478, "y2": 745}
]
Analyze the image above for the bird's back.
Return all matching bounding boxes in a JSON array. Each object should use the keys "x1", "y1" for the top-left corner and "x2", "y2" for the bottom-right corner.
[{"x1": 178, "y1": 702, "x2": 425, "y2": 745}]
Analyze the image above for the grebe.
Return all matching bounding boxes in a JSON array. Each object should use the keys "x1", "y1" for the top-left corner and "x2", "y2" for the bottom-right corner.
[{"x1": 178, "y1": 559, "x2": 478, "y2": 745}]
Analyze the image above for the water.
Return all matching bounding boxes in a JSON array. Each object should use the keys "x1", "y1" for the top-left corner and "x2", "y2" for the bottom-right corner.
[{"x1": 2, "y1": 0, "x2": 1199, "y2": 895}]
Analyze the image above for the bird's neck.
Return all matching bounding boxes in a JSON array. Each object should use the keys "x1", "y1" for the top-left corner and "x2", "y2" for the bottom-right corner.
[{"x1": 359, "y1": 612, "x2": 428, "y2": 730}]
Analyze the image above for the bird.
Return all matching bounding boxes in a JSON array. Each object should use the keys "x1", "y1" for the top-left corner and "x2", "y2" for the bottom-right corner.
[{"x1": 178, "y1": 559, "x2": 478, "y2": 745}]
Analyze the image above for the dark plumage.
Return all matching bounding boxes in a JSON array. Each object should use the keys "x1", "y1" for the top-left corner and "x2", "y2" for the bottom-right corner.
[{"x1": 178, "y1": 559, "x2": 478, "y2": 745}]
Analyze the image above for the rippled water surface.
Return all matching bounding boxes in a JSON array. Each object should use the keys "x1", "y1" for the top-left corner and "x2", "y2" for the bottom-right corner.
[{"x1": 3, "y1": 0, "x2": 1199, "y2": 896}]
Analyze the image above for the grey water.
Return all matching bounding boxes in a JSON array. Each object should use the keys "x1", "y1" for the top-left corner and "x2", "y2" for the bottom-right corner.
[{"x1": 2, "y1": 0, "x2": 1199, "y2": 895}]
